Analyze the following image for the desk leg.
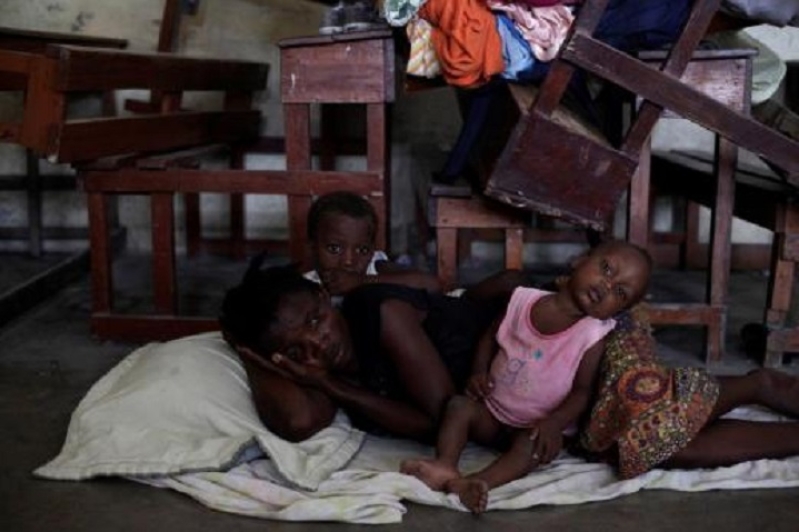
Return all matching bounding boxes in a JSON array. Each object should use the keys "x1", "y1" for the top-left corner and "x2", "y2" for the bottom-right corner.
[
  {"x1": 151, "y1": 192, "x2": 177, "y2": 314},
  {"x1": 25, "y1": 150, "x2": 42, "y2": 257},
  {"x1": 285, "y1": 103, "x2": 312, "y2": 267},
  {"x1": 88, "y1": 192, "x2": 112, "y2": 315},
  {"x1": 706, "y1": 135, "x2": 736, "y2": 362},
  {"x1": 367, "y1": 103, "x2": 390, "y2": 253},
  {"x1": 627, "y1": 143, "x2": 651, "y2": 248}
]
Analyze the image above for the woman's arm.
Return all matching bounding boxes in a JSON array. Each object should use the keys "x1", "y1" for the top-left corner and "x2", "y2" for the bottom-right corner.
[
  {"x1": 373, "y1": 261, "x2": 443, "y2": 293},
  {"x1": 269, "y1": 353, "x2": 441, "y2": 441},
  {"x1": 238, "y1": 348, "x2": 338, "y2": 442}
]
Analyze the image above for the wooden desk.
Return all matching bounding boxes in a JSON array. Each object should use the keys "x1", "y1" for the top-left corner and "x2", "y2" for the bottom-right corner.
[{"x1": 627, "y1": 48, "x2": 756, "y2": 364}]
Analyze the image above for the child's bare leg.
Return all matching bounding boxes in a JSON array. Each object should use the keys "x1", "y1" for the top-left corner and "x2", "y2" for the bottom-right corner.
[
  {"x1": 447, "y1": 429, "x2": 538, "y2": 514},
  {"x1": 401, "y1": 396, "x2": 502, "y2": 491}
]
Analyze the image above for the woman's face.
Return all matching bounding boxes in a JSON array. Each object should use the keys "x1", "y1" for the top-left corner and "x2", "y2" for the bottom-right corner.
[{"x1": 265, "y1": 290, "x2": 354, "y2": 372}]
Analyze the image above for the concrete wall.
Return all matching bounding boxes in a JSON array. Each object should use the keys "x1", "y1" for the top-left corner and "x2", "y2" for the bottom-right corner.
[{"x1": 1, "y1": 1, "x2": 797, "y2": 264}]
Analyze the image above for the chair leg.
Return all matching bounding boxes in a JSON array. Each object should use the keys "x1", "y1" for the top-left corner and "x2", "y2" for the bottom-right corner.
[{"x1": 437, "y1": 227, "x2": 458, "y2": 292}]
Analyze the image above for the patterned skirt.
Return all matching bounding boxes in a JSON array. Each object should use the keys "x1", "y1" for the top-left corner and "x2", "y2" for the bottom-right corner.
[{"x1": 579, "y1": 305, "x2": 720, "y2": 479}]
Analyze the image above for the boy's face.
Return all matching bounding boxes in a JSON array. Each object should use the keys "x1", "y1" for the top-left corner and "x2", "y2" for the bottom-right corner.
[
  {"x1": 567, "y1": 243, "x2": 650, "y2": 320},
  {"x1": 311, "y1": 213, "x2": 375, "y2": 275},
  {"x1": 265, "y1": 289, "x2": 354, "y2": 371}
]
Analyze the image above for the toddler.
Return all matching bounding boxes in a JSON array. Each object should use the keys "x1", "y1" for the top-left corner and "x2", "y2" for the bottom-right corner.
[{"x1": 401, "y1": 240, "x2": 652, "y2": 514}]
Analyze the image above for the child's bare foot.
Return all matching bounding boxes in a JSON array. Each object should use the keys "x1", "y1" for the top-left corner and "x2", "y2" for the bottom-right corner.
[
  {"x1": 445, "y1": 477, "x2": 489, "y2": 515},
  {"x1": 400, "y1": 458, "x2": 459, "y2": 491}
]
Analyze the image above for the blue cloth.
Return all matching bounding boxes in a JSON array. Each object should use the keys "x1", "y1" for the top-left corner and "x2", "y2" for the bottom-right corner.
[{"x1": 496, "y1": 13, "x2": 539, "y2": 82}]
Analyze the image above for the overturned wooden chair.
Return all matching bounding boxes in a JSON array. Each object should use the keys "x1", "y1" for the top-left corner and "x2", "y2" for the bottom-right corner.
[{"x1": 483, "y1": 0, "x2": 799, "y2": 364}]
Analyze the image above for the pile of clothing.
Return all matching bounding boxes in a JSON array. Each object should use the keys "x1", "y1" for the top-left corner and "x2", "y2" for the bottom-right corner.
[
  {"x1": 384, "y1": 0, "x2": 799, "y2": 89},
  {"x1": 388, "y1": 0, "x2": 581, "y2": 87}
]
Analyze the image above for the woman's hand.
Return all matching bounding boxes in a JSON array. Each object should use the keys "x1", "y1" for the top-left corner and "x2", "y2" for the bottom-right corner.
[
  {"x1": 269, "y1": 352, "x2": 331, "y2": 390},
  {"x1": 465, "y1": 372, "x2": 494, "y2": 400},
  {"x1": 528, "y1": 418, "x2": 563, "y2": 466}
]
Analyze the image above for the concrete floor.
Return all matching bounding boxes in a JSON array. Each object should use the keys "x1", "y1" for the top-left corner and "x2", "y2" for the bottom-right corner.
[{"x1": 2, "y1": 251, "x2": 799, "y2": 531}]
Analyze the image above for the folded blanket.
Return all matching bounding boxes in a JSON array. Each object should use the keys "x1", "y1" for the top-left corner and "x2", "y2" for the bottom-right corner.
[{"x1": 141, "y1": 406, "x2": 799, "y2": 524}]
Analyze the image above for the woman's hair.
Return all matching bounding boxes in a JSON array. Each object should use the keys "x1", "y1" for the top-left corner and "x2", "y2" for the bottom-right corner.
[
  {"x1": 219, "y1": 254, "x2": 321, "y2": 352},
  {"x1": 306, "y1": 191, "x2": 378, "y2": 241}
]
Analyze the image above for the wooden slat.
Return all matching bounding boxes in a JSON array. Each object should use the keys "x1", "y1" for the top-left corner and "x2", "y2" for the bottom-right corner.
[
  {"x1": 0, "y1": 26, "x2": 126, "y2": 53},
  {"x1": 52, "y1": 110, "x2": 260, "y2": 162},
  {"x1": 647, "y1": 304, "x2": 723, "y2": 325},
  {"x1": 151, "y1": 193, "x2": 177, "y2": 313},
  {"x1": 81, "y1": 168, "x2": 384, "y2": 195},
  {"x1": 563, "y1": 34, "x2": 799, "y2": 178},
  {"x1": 20, "y1": 55, "x2": 65, "y2": 154},
  {"x1": 48, "y1": 44, "x2": 269, "y2": 91},
  {"x1": 87, "y1": 192, "x2": 112, "y2": 313}
]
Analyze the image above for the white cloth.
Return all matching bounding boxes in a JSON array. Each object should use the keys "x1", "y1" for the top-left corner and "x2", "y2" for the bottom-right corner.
[
  {"x1": 303, "y1": 250, "x2": 388, "y2": 284},
  {"x1": 141, "y1": 406, "x2": 799, "y2": 524},
  {"x1": 722, "y1": 0, "x2": 799, "y2": 27}
]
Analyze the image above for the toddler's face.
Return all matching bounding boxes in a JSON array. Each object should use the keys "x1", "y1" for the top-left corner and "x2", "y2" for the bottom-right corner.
[
  {"x1": 568, "y1": 243, "x2": 650, "y2": 320},
  {"x1": 312, "y1": 213, "x2": 375, "y2": 275}
]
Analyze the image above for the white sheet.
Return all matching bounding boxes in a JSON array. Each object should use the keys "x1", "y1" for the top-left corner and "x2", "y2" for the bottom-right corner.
[{"x1": 137, "y1": 406, "x2": 799, "y2": 524}]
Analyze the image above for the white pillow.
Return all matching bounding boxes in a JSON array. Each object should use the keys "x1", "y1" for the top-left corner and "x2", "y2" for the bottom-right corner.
[{"x1": 34, "y1": 332, "x2": 364, "y2": 491}]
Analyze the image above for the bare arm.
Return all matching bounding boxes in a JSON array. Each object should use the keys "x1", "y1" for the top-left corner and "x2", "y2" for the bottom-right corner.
[
  {"x1": 238, "y1": 351, "x2": 338, "y2": 442},
  {"x1": 269, "y1": 353, "x2": 442, "y2": 442},
  {"x1": 373, "y1": 261, "x2": 443, "y2": 293},
  {"x1": 465, "y1": 315, "x2": 503, "y2": 400}
]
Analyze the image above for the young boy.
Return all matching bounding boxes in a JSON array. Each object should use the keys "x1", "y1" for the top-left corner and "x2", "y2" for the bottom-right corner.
[
  {"x1": 400, "y1": 240, "x2": 653, "y2": 514},
  {"x1": 305, "y1": 191, "x2": 440, "y2": 298}
]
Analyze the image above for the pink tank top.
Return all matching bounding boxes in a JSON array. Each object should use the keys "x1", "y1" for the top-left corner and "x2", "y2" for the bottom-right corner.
[{"x1": 485, "y1": 287, "x2": 616, "y2": 428}]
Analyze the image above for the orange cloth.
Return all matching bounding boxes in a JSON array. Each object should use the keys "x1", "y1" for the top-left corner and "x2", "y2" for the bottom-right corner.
[{"x1": 418, "y1": 0, "x2": 504, "y2": 88}]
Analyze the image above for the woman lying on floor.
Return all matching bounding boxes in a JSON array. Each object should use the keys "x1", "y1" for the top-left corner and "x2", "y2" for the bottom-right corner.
[{"x1": 219, "y1": 249, "x2": 799, "y2": 479}]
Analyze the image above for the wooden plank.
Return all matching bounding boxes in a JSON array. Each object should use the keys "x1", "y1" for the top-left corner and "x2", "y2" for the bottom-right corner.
[
  {"x1": 87, "y1": 192, "x2": 112, "y2": 313},
  {"x1": 486, "y1": 115, "x2": 636, "y2": 230},
  {"x1": 48, "y1": 44, "x2": 269, "y2": 91},
  {"x1": 280, "y1": 37, "x2": 394, "y2": 103},
  {"x1": 435, "y1": 197, "x2": 528, "y2": 229},
  {"x1": 0, "y1": 26, "x2": 126, "y2": 53},
  {"x1": 81, "y1": 168, "x2": 384, "y2": 195},
  {"x1": 621, "y1": 0, "x2": 721, "y2": 156},
  {"x1": 563, "y1": 34, "x2": 799, "y2": 178},
  {"x1": 52, "y1": 110, "x2": 260, "y2": 162},
  {"x1": 20, "y1": 55, "x2": 65, "y2": 155},
  {"x1": 646, "y1": 303, "x2": 723, "y2": 325},
  {"x1": 285, "y1": 103, "x2": 313, "y2": 266},
  {"x1": 151, "y1": 193, "x2": 177, "y2": 314}
]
